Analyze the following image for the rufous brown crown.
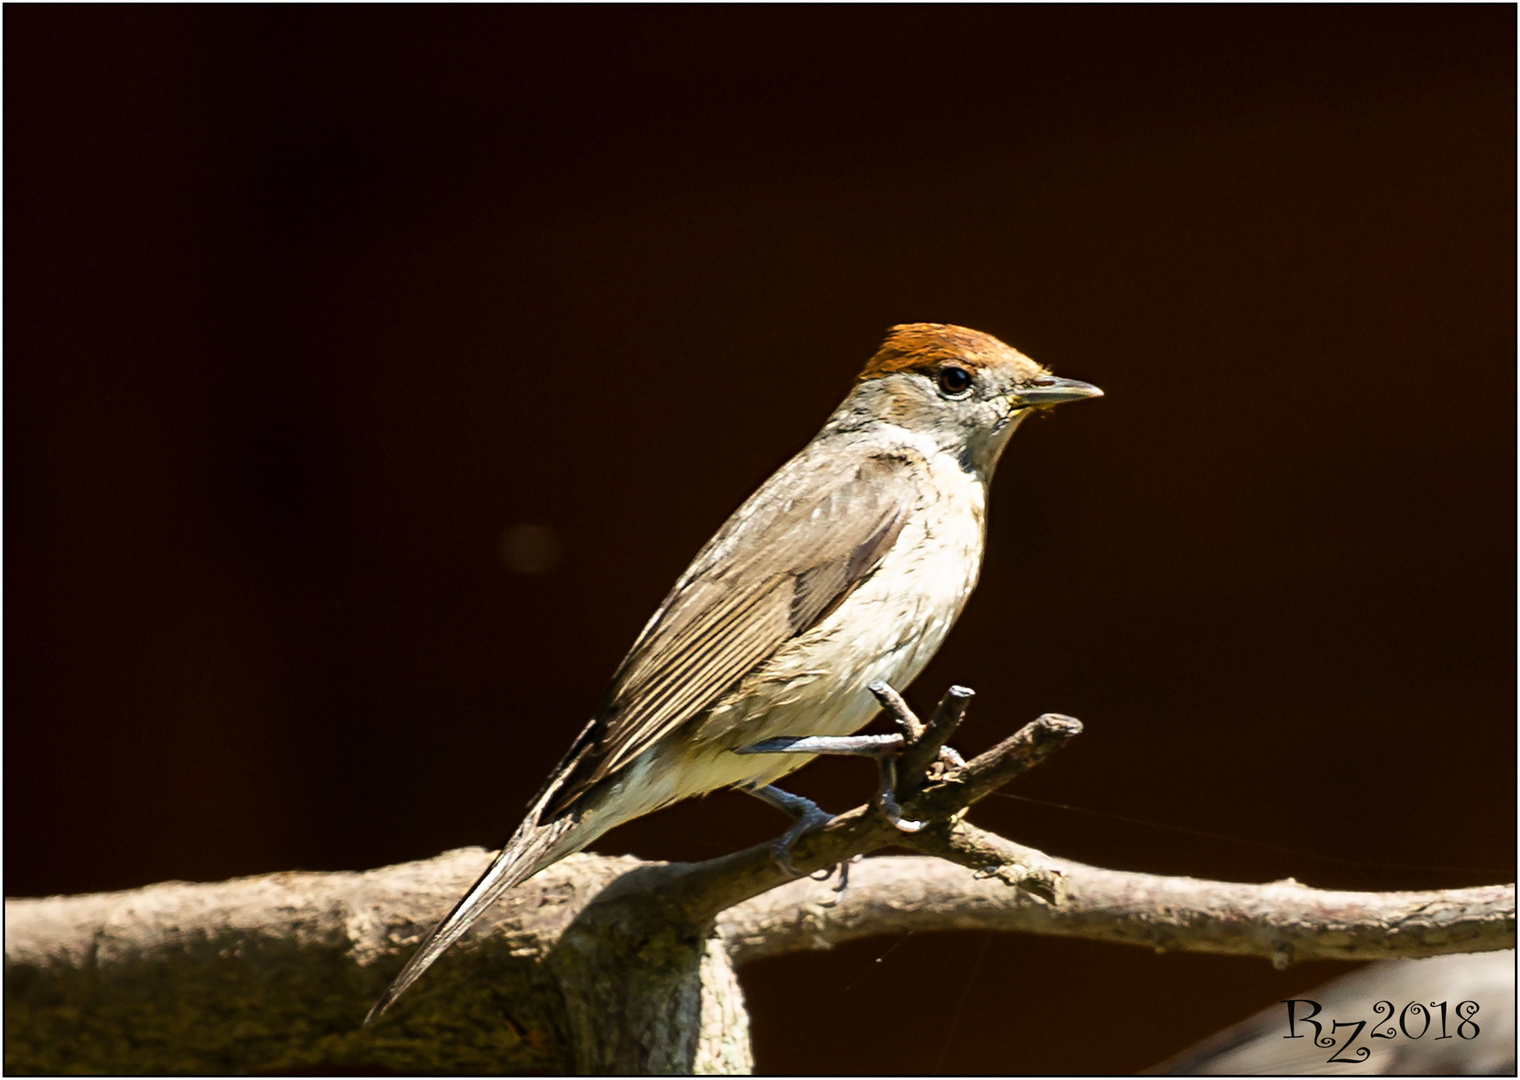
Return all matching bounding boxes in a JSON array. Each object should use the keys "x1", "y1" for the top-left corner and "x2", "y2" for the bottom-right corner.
[{"x1": 856, "y1": 323, "x2": 1046, "y2": 383}]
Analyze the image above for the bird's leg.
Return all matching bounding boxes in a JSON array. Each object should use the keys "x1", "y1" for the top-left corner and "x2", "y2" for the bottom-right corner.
[
  {"x1": 737, "y1": 734, "x2": 904, "y2": 755},
  {"x1": 735, "y1": 733, "x2": 923, "y2": 833},
  {"x1": 741, "y1": 785, "x2": 868, "y2": 891},
  {"x1": 742, "y1": 783, "x2": 834, "y2": 877}
]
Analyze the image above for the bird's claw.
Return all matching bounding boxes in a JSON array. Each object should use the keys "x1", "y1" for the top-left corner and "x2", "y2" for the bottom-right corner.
[
  {"x1": 811, "y1": 852, "x2": 866, "y2": 895},
  {"x1": 879, "y1": 787, "x2": 924, "y2": 833},
  {"x1": 768, "y1": 796, "x2": 834, "y2": 878},
  {"x1": 874, "y1": 750, "x2": 924, "y2": 832}
]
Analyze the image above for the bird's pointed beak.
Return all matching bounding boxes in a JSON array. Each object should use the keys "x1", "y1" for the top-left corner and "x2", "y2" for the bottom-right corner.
[{"x1": 1009, "y1": 376, "x2": 1103, "y2": 409}]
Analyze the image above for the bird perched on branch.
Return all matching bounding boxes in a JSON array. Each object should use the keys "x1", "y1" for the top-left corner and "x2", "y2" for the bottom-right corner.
[{"x1": 367, "y1": 322, "x2": 1101, "y2": 1021}]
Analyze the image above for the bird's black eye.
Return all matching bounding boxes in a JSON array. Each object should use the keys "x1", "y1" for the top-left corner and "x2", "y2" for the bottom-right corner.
[{"x1": 937, "y1": 366, "x2": 974, "y2": 397}]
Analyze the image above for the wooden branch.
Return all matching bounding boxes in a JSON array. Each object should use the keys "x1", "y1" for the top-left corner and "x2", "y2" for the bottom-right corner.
[
  {"x1": 4, "y1": 849, "x2": 640, "y2": 1075},
  {"x1": 7, "y1": 848, "x2": 1513, "y2": 1074},
  {"x1": 3, "y1": 848, "x2": 633, "y2": 972},
  {"x1": 9, "y1": 849, "x2": 1509, "y2": 993},
  {"x1": 5, "y1": 684, "x2": 1514, "y2": 1075},
  {"x1": 918, "y1": 710, "x2": 1086, "y2": 813},
  {"x1": 867, "y1": 679, "x2": 923, "y2": 742},
  {"x1": 896, "y1": 683, "x2": 973, "y2": 788},
  {"x1": 719, "y1": 853, "x2": 1515, "y2": 966}
]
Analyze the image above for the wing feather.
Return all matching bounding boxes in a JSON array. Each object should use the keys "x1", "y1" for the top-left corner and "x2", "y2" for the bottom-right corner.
[{"x1": 540, "y1": 448, "x2": 927, "y2": 820}]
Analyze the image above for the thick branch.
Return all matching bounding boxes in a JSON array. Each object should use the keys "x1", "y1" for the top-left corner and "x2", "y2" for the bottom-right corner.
[
  {"x1": 9, "y1": 849, "x2": 1509, "y2": 982},
  {"x1": 7, "y1": 848, "x2": 1512, "y2": 1074},
  {"x1": 6, "y1": 686, "x2": 1513, "y2": 1075},
  {"x1": 3, "y1": 847, "x2": 635, "y2": 971},
  {"x1": 719, "y1": 853, "x2": 1515, "y2": 966}
]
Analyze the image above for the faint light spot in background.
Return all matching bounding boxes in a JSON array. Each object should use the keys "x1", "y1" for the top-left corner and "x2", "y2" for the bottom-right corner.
[{"x1": 498, "y1": 524, "x2": 562, "y2": 574}]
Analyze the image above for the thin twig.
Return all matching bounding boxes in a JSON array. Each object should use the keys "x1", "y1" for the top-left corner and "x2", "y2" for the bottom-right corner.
[
  {"x1": 897, "y1": 684, "x2": 974, "y2": 793},
  {"x1": 868, "y1": 679, "x2": 924, "y2": 742},
  {"x1": 915, "y1": 712, "x2": 1084, "y2": 816}
]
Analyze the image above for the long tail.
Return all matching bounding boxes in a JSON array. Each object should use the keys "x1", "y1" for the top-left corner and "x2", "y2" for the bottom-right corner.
[{"x1": 364, "y1": 807, "x2": 585, "y2": 1024}]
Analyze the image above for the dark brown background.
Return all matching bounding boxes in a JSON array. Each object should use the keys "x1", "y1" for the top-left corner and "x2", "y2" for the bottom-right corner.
[{"x1": 8, "y1": 7, "x2": 1514, "y2": 1074}]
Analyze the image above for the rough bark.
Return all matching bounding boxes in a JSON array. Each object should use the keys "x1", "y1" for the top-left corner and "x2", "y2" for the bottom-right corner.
[
  {"x1": 6, "y1": 698, "x2": 1514, "y2": 1074},
  {"x1": 7, "y1": 848, "x2": 1512, "y2": 1074}
]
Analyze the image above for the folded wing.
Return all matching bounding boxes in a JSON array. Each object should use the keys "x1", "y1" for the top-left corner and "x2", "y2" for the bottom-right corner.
[{"x1": 540, "y1": 447, "x2": 929, "y2": 820}]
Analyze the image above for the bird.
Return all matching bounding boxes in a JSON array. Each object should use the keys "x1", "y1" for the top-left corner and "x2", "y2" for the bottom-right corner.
[{"x1": 366, "y1": 322, "x2": 1101, "y2": 1022}]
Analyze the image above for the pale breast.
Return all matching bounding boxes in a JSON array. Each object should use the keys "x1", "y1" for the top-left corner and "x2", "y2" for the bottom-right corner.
[{"x1": 683, "y1": 451, "x2": 988, "y2": 792}]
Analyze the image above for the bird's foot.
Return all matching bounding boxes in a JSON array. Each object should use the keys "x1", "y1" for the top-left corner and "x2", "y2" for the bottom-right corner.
[{"x1": 743, "y1": 783, "x2": 835, "y2": 877}]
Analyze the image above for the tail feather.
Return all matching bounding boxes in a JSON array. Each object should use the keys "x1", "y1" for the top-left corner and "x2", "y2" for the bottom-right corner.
[{"x1": 364, "y1": 810, "x2": 582, "y2": 1024}]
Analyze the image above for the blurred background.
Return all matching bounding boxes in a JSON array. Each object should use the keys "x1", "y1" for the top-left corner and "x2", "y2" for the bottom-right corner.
[{"x1": 8, "y1": 7, "x2": 1513, "y2": 1073}]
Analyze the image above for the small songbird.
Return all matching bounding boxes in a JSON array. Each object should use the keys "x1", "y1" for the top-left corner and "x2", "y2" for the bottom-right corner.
[{"x1": 366, "y1": 323, "x2": 1101, "y2": 1021}]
